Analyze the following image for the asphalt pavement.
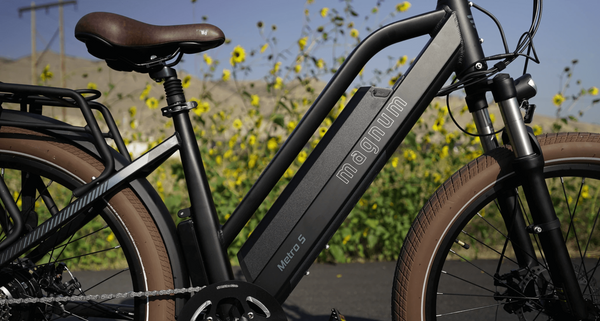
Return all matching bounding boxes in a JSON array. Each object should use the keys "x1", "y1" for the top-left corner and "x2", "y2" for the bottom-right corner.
[
  {"x1": 281, "y1": 262, "x2": 397, "y2": 321},
  {"x1": 65, "y1": 261, "x2": 531, "y2": 320}
]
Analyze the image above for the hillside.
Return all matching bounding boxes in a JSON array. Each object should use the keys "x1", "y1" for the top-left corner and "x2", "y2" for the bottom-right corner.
[{"x1": 1, "y1": 51, "x2": 599, "y2": 146}]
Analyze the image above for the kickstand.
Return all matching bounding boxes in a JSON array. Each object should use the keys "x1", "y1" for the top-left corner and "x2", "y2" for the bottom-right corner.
[{"x1": 329, "y1": 308, "x2": 346, "y2": 321}]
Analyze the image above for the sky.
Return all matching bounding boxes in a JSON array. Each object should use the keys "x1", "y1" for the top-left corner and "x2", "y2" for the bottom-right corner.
[{"x1": 1, "y1": 0, "x2": 599, "y2": 123}]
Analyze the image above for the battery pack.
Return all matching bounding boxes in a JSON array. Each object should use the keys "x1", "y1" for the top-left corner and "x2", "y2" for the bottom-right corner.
[{"x1": 238, "y1": 86, "x2": 395, "y2": 302}]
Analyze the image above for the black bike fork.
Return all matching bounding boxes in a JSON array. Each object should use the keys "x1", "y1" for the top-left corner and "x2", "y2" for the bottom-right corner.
[{"x1": 490, "y1": 74, "x2": 588, "y2": 319}]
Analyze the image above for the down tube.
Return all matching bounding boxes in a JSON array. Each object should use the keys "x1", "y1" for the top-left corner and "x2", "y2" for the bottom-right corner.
[
  {"x1": 246, "y1": 13, "x2": 463, "y2": 303},
  {"x1": 221, "y1": 9, "x2": 448, "y2": 246}
]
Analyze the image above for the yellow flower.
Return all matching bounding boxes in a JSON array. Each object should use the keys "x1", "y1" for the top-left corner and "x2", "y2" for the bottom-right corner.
[
  {"x1": 533, "y1": 125, "x2": 542, "y2": 135},
  {"x1": 445, "y1": 132, "x2": 455, "y2": 144},
  {"x1": 589, "y1": 86, "x2": 599, "y2": 96},
  {"x1": 582, "y1": 184, "x2": 591, "y2": 199},
  {"x1": 106, "y1": 233, "x2": 115, "y2": 243},
  {"x1": 389, "y1": 75, "x2": 399, "y2": 86},
  {"x1": 403, "y1": 149, "x2": 417, "y2": 161},
  {"x1": 319, "y1": 127, "x2": 328, "y2": 137},
  {"x1": 465, "y1": 122, "x2": 477, "y2": 134},
  {"x1": 250, "y1": 94, "x2": 260, "y2": 107},
  {"x1": 396, "y1": 55, "x2": 408, "y2": 67},
  {"x1": 298, "y1": 150, "x2": 308, "y2": 163},
  {"x1": 350, "y1": 28, "x2": 359, "y2": 38},
  {"x1": 274, "y1": 77, "x2": 283, "y2": 89},
  {"x1": 231, "y1": 45, "x2": 246, "y2": 65},
  {"x1": 146, "y1": 97, "x2": 159, "y2": 109},
  {"x1": 267, "y1": 137, "x2": 279, "y2": 150},
  {"x1": 439, "y1": 145, "x2": 449, "y2": 159},
  {"x1": 432, "y1": 117, "x2": 445, "y2": 132},
  {"x1": 372, "y1": 203, "x2": 377, "y2": 210},
  {"x1": 130, "y1": 120, "x2": 137, "y2": 129},
  {"x1": 271, "y1": 61, "x2": 281, "y2": 75},
  {"x1": 553, "y1": 93, "x2": 565, "y2": 107},
  {"x1": 298, "y1": 36, "x2": 308, "y2": 51},
  {"x1": 284, "y1": 168, "x2": 295, "y2": 178},
  {"x1": 433, "y1": 173, "x2": 442, "y2": 183},
  {"x1": 139, "y1": 84, "x2": 151, "y2": 101},
  {"x1": 40, "y1": 64, "x2": 54, "y2": 82},
  {"x1": 233, "y1": 119, "x2": 243, "y2": 130},
  {"x1": 396, "y1": 1, "x2": 411, "y2": 12},
  {"x1": 391, "y1": 157, "x2": 399, "y2": 168},
  {"x1": 216, "y1": 155, "x2": 222, "y2": 165},
  {"x1": 224, "y1": 149, "x2": 233, "y2": 159},
  {"x1": 194, "y1": 100, "x2": 210, "y2": 116},
  {"x1": 287, "y1": 121, "x2": 297, "y2": 133},
  {"x1": 248, "y1": 154, "x2": 258, "y2": 169},
  {"x1": 182, "y1": 75, "x2": 191, "y2": 88},
  {"x1": 342, "y1": 234, "x2": 351, "y2": 245},
  {"x1": 87, "y1": 82, "x2": 97, "y2": 90},
  {"x1": 128, "y1": 106, "x2": 137, "y2": 118},
  {"x1": 203, "y1": 53, "x2": 213, "y2": 65},
  {"x1": 222, "y1": 69, "x2": 231, "y2": 81},
  {"x1": 294, "y1": 64, "x2": 302, "y2": 73},
  {"x1": 316, "y1": 59, "x2": 324, "y2": 69},
  {"x1": 320, "y1": 7, "x2": 329, "y2": 17},
  {"x1": 248, "y1": 135, "x2": 256, "y2": 146},
  {"x1": 260, "y1": 43, "x2": 269, "y2": 53},
  {"x1": 304, "y1": 9, "x2": 309, "y2": 16}
]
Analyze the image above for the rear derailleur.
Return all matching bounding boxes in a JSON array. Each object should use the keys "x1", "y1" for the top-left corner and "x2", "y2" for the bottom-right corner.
[{"x1": 0, "y1": 259, "x2": 82, "y2": 320}]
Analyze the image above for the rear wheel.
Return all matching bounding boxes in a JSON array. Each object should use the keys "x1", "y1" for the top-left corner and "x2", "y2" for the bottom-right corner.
[
  {"x1": 394, "y1": 132, "x2": 600, "y2": 320},
  {"x1": 0, "y1": 126, "x2": 176, "y2": 321}
]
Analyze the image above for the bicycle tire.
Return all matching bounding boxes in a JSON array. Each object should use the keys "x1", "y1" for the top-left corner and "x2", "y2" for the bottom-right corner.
[
  {"x1": 393, "y1": 132, "x2": 600, "y2": 320},
  {"x1": 0, "y1": 126, "x2": 176, "y2": 321}
]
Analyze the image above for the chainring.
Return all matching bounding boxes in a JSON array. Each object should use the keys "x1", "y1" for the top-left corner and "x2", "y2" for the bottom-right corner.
[{"x1": 178, "y1": 280, "x2": 287, "y2": 321}]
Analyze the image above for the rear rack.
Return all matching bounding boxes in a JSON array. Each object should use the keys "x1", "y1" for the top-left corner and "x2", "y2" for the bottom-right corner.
[{"x1": 0, "y1": 82, "x2": 130, "y2": 196}]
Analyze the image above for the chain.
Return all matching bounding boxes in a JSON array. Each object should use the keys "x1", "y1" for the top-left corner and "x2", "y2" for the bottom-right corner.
[{"x1": 0, "y1": 285, "x2": 204, "y2": 306}]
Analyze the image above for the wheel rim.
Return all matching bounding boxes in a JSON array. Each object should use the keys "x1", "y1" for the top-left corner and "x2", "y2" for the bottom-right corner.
[
  {"x1": 427, "y1": 162, "x2": 600, "y2": 320},
  {"x1": 0, "y1": 151, "x2": 146, "y2": 320}
]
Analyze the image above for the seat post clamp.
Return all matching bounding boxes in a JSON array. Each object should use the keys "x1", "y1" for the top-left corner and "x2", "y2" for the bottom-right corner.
[
  {"x1": 161, "y1": 101, "x2": 198, "y2": 118},
  {"x1": 526, "y1": 218, "x2": 561, "y2": 234}
]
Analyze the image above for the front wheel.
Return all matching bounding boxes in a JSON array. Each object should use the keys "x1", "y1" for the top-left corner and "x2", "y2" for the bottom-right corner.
[{"x1": 394, "y1": 132, "x2": 600, "y2": 320}]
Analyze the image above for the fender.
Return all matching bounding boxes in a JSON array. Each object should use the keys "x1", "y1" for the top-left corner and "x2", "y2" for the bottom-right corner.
[{"x1": 0, "y1": 109, "x2": 190, "y2": 313}]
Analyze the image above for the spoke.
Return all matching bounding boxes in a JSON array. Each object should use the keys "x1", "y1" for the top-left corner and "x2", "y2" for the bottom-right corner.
[
  {"x1": 448, "y1": 249, "x2": 546, "y2": 312},
  {"x1": 516, "y1": 188, "x2": 550, "y2": 272},
  {"x1": 473, "y1": 204, "x2": 547, "y2": 271},
  {"x1": 561, "y1": 177, "x2": 586, "y2": 268},
  {"x1": 57, "y1": 245, "x2": 121, "y2": 263},
  {"x1": 438, "y1": 292, "x2": 542, "y2": 300},
  {"x1": 441, "y1": 269, "x2": 496, "y2": 294},
  {"x1": 583, "y1": 258, "x2": 600, "y2": 297},
  {"x1": 582, "y1": 204, "x2": 600, "y2": 262},
  {"x1": 461, "y1": 230, "x2": 519, "y2": 266},
  {"x1": 436, "y1": 303, "x2": 505, "y2": 318},
  {"x1": 83, "y1": 268, "x2": 129, "y2": 293}
]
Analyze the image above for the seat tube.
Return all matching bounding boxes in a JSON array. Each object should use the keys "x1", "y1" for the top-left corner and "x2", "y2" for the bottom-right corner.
[
  {"x1": 492, "y1": 74, "x2": 588, "y2": 318},
  {"x1": 153, "y1": 65, "x2": 233, "y2": 283}
]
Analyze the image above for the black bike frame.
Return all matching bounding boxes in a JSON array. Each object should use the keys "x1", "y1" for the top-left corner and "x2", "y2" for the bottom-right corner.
[{"x1": 0, "y1": 0, "x2": 588, "y2": 317}]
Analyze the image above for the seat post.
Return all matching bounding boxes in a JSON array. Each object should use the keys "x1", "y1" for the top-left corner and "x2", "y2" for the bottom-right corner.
[{"x1": 150, "y1": 65, "x2": 234, "y2": 283}]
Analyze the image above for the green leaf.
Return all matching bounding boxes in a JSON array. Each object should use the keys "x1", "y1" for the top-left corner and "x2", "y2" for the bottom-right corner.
[
  {"x1": 271, "y1": 114, "x2": 285, "y2": 128},
  {"x1": 329, "y1": 244, "x2": 346, "y2": 263}
]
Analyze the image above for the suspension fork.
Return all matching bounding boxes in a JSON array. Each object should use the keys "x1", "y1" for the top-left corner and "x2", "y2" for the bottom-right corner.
[
  {"x1": 489, "y1": 74, "x2": 587, "y2": 318},
  {"x1": 466, "y1": 82, "x2": 538, "y2": 269}
]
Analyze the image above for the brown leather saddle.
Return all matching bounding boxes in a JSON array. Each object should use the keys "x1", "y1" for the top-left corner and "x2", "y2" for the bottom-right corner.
[{"x1": 75, "y1": 12, "x2": 225, "y2": 73}]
